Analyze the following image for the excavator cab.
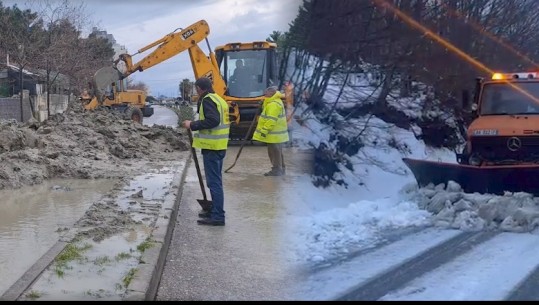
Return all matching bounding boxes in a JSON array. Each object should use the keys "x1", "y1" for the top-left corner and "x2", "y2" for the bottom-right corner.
[
  {"x1": 216, "y1": 42, "x2": 278, "y2": 98},
  {"x1": 215, "y1": 41, "x2": 279, "y2": 140}
]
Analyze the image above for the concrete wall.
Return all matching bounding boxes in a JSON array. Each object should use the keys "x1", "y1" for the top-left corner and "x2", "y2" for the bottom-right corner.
[
  {"x1": 0, "y1": 90, "x2": 33, "y2": 122},
  {"x1": 36, "y1": 93, "x2": 69, "y2": 122},
  {"x1": 0, "y1": 90, "x2": 70, "y2": 122}
]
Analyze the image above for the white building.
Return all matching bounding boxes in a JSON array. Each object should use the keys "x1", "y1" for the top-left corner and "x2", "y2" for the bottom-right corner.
[{"x1": 91, "y1": 27, "x2": 128, "y2": 60}]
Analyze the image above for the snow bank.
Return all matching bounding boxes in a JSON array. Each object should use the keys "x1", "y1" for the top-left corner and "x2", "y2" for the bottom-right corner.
[
  {"x1": 405, "y1": 181, "x2": 539, "y2": 233},
  {"x1": 287, "y1": 197, "x2": 432, "y2": 265}
]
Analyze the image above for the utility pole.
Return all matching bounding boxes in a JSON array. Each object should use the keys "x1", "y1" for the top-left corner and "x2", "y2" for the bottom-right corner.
[
  {"x1": 46, "y1": 20, "x2": 54, "y2": 119},
  {"x1": 17, "y1": 41, "x2": 26, "y2": 122},
  {"x1": 19, "y1": 65, "x2": 24, "y2": 122},
  {"x1": 18, "y1": 18, "x2": 38, "y2": 122}
]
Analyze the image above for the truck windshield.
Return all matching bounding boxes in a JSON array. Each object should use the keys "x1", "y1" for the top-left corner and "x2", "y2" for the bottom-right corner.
[
  {"x1": 221, "y1": 49, "x2": 268, "y2": 98},
  {"x1": 480, "y1": 82, "x2": 539, "y2": 115}
]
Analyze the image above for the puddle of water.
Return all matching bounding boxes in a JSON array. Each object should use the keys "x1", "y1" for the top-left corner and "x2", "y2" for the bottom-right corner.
[
  {"x1": 0, "y1": 178, "x2": 117, "y2": 296},
  {"x1": 21, "y1": 231, "x2": 147, "y2": 301},
  {"x1": 121, "y1": 167, "x2": 176, "y2": 200},
  {"x1": 119, "y1": 166, "x2": 177, "y2": 223},
  {"x1": 19, "y1": 163, "x2": 183, "y2": 300},
  {"x1": 142, "y1": 105, "x2": 178, "y2": 128}
]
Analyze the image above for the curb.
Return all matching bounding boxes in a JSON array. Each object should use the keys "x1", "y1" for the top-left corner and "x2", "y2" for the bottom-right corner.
[
  {"x1": 123, "y1": 154, "x2": 193, "y2": 300},
  {"x1": 0, "y1": 241, "x2": 68, "y2": 301}
]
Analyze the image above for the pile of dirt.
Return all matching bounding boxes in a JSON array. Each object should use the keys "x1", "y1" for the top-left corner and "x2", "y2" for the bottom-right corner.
[{"x1": 0, "y1": 102, "x2": 190, "y2": 190}]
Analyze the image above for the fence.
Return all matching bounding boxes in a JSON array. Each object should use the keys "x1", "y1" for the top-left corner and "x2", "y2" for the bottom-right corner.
[{"x1": 0, "y1": 90, "x2": 71, "y2": 122}]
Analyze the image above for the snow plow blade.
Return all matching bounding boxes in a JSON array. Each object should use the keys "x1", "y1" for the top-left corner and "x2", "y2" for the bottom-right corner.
[{"x1": 402, "y1": 158, "x2": 539, "y2": 195}]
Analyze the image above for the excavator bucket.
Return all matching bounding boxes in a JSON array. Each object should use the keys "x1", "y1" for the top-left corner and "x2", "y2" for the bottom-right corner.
[
  {"x1": 402, "y1": 157, "x2": 539, "y2": 195},
  {"x1": 92, "y1": 67, "x2": 123, "y2": 102}
]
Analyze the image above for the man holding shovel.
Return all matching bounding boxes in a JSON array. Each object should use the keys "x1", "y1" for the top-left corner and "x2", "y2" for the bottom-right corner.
[
  {"x1": 252, "y1": 86, "x2": 289, "y2": 176},
  {"x1": 182, "y1": 77, "x2": 230, "y2": 226}
]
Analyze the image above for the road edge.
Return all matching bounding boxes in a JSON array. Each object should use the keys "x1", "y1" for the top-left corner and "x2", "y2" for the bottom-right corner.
[
  {"x1": 123, "y1": 153, "x2": 192, "y2": 301},
  {"x1": 0, "y1": 241, "x2": 68, "y2": 301}
]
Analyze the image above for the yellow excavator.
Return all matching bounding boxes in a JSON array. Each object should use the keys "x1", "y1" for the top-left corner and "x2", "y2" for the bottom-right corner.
[
  {"x1": 81, "y1": 67, "x2": 153, "y2": 124},
  {"x1": 84, "y1": 19, "x2": 293, "y2": 139}
]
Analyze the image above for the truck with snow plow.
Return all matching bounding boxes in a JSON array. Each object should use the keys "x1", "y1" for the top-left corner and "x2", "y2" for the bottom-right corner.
[{"x1": 404, "y1": 71, "x2": 539, "y2": 195}]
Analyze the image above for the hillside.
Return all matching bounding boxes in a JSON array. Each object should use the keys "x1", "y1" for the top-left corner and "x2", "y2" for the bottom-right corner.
[{"x1": 290, "y1": 68, "x2": 462, "y2": 192}]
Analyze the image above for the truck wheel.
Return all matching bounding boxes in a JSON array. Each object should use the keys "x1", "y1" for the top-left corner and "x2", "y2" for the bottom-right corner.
[{"x1": 125, "y1": 106, "x2": 143, "y2": 124}]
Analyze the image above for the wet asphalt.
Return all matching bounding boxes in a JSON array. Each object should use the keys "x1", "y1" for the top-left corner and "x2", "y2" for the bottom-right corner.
[{"x1": 155, "y1": 144, "x2": 312, "y2": 301}]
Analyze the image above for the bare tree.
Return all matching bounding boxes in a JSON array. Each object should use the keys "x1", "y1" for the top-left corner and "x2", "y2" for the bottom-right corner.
[
  {"x1": 30, "y1": 0, "x2": 95, "y2": 117},
  {"x1": 0, "y1": 4, "x2": 43, "y2": 120},
  {"x1": 0, "y1": 0, "x2": 117, "y2": 118},
  {"x1": 127, "y1": 79, "x2": 149, "y2": 94}
]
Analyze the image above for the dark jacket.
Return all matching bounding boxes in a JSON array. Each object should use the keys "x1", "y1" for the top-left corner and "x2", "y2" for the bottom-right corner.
[{"x1": 190, "y1": 92, "x2": 220, "y2": 131}]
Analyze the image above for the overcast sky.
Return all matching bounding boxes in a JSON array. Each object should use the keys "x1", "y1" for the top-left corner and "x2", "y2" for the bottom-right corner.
[{"x1": 4, "y1": 0, "x2": 302, "y2": 97}]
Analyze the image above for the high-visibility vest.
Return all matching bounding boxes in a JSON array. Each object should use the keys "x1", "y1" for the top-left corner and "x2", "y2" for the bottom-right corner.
[
  {"x1": 192, "y1": 93, "x2": 230, "y2": 150},
  {"x1": 253, "y1": 92, "x2": 289, "y2": 144}
]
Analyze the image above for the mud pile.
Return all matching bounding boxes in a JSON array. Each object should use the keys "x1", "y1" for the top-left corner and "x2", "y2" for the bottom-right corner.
[{"x1": 0, "y1": 102, "x2": 190, "y2": 189}]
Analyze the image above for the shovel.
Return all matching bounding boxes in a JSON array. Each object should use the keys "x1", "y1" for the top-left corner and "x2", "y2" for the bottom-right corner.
[
  {"x1": 224, "y1": 104, "x2": 262, "y2": 173},
  {"x1": 187, "y1": 129, "x2": 212, "y2": 212}
]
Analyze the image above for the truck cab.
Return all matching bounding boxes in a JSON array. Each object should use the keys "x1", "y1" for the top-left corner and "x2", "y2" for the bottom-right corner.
[{"x1": 459, "y1": 72, "x2": 539, "y2": 166}]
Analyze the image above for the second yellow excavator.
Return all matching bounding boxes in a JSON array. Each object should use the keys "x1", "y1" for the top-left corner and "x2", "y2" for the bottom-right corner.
[{"x1": 84, "y1": 19, "x2": 293, "y2": 139}]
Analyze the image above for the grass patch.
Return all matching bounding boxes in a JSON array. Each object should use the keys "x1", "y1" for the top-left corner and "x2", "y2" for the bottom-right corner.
[
  {"x1": 122, "y1": 268, "x2": 138, "y2": 288},
  {"x1": 85, "y1": 289, "x2": 106, "y2": 298},
  {"x1": 54, "y1": 242, "x2": 92, "y2": 278},
  {"x1": 115, "y1": 252, "x2": 132, "y2": 261},
  {"x1": 136, "y1": 238, "x2": 154, "y2": 253},
  {"x1": 25, "y1": 290, "x2": 41, "y2": 300},
  {"x1": 93, "y1": 256, "x2": 111, "y2": 266}
]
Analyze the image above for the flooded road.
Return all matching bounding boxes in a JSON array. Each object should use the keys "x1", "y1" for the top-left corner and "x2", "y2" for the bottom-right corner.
[
  {"x1": 143, "y1": 105, "x2": 179, "y2": 128},
  {"x1": 19, "y1": 162, "x2": 186, "y2": 300},
  {"x1": 0, "y1": 179, "x2": 117, "y2": 295},
  {"x1": 1, "y1": 105, "x2": 185, "y2": 300}
]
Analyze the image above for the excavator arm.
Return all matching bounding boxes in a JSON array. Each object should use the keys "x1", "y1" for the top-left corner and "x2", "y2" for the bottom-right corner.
[
  {"x1": 84, "y1": 19, "x2": 281, "y2": 129},
  {"x1": 114, "y1": 19, "x2": 227, "y2": 98}
]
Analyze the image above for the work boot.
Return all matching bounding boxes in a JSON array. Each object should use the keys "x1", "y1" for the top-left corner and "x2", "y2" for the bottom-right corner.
[
  {"x1": 197, "y1": 218, "x2": 225, "y2": 226},
  {"x1": 264, "y1": 169, "x2": 284, "y2": 176},
  {"x1": 198, "y1": 211, "x2": 211, "y2": 218}
]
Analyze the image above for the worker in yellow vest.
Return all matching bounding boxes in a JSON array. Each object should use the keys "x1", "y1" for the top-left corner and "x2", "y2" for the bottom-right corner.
[
  {"x1": 182, "y1": 77, "x2": 229, "y2": 226},
  {"x1": 252, "y1": 86, "x2": 289, "y2": 176}
]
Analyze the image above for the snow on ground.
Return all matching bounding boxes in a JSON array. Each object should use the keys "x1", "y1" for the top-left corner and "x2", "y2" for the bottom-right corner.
[
  {"x1": 287, "y1": 113, "x2": 453, "y2": 265},
  {"x1": 378, "y1": 232, "x2": 539, "y2": 301},
  {"x1": 286, "y1": 75, "x2": 539, "y2": 267}
]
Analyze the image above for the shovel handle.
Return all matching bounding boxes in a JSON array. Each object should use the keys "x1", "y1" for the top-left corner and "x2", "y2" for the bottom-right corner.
[
  {"x1": 224, "y1": 105, "x2": 262, "y2": 173},
  {"x1": 187, "y1": 129, "x2": 209, "y2": 201}
]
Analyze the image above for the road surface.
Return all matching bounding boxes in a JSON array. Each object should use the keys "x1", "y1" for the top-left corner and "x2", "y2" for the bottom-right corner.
[
  {"x1": 155, "y1": 144, "x2": 313, "y2": 300},
  {"x1": 295, "y1": 226, "x2": 539, "y2": 300}
]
